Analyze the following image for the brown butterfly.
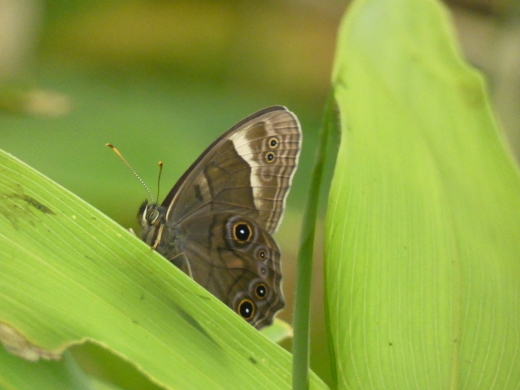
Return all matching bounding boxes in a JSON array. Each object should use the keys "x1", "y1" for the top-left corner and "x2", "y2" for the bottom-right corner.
[{"x1": 138, "y1": 106, "x2": 301, "y2": 329}]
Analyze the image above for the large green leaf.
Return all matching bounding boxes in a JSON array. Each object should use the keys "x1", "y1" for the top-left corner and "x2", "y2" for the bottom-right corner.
[
  {"x1": 0, "y1": 150, "x2": 328, "y2": 389},
  {"x1": 326, "y1": 0, "x2": 520, "y2": 388}
]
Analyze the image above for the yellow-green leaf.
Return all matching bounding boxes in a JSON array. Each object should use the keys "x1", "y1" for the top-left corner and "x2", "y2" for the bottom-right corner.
[
  {"x1": 326, "y1": 0, "x2": 520, "y2": 388},
  {"x1": 0, "y1": 150, "x2": 327, "y2": 389}
]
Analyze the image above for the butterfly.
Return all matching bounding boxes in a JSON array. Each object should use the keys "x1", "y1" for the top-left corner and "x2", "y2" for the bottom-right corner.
[{"x1": 138, "y1": 106, "x2": 301, "y2": 329}]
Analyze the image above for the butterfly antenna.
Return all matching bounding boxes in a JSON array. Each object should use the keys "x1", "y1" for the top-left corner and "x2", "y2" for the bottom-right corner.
[
  {"x1": 157, "y1": 161, "x2": 163, "y2": 203},
  {"x1": 106, "y1": 143, "x2": 155, "y2": 203}
]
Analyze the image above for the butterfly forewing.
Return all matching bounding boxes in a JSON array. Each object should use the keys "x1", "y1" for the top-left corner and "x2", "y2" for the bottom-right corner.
[{"x1": 164, "y1": 106, "x2": 301, "y2": 234}]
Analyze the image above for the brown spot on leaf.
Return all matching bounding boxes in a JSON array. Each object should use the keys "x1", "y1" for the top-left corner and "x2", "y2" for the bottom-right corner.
[
  {"x1": 13, "y1": 194, "x2": 55, "y2": 215},
  {"x1": 0, "y1": 322, "x2": 61, "y2": 361}
]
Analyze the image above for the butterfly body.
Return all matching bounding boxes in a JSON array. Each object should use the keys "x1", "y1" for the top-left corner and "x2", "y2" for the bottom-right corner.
[{"x1": 138, "y1": 106, "x2": 301, "y2": 329}]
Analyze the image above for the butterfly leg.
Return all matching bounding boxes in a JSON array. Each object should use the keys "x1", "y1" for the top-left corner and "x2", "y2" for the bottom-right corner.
[
  {"x1": 151, "y1": 225, "x2": 165, "y2": 250},
  {"x1": 169, "y1": 251, "x2": 194, "y2": 279}
]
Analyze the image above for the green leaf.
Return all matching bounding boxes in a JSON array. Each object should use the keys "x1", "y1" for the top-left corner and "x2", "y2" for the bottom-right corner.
[
  {"x1": 0, "y1": 150, "x2": 328, "y2": 389},
  {"x1": 0, "y1": 347, "x2": 96, "y2": 390},
  {"x1": 262, "y1": 319, "x2": 293, "y2": 345},
  {"x1": 326, "y1": 0, "x2": 520, "y2": 389}
]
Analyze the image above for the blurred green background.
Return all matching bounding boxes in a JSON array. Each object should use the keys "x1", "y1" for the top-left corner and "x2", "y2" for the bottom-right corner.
[{"x1": 1, "y1": 0, "x2": 519, "y2": 387}]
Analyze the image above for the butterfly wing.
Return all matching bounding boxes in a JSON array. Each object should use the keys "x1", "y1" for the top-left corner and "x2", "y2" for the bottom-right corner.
[
  {"x1": 148, "y1": 106, "x2": 301, "y2": 328},
  {"x1": 171, "y1": 211, "x2": 284, "y2": 329},
  {"x1": 162, "y1": 106, "x2": 301, "y2": 233}
]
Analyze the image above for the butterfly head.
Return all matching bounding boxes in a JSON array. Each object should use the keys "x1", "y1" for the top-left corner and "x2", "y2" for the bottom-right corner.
[
  {"x1": 138, "y1": 200, "x2": 162, "y2": 227},
  {"x1": 138, "y1": 200, "x2": 168, "y2": 248}
]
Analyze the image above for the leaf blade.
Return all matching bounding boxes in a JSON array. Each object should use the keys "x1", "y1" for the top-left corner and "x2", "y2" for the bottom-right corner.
[
  {"x1": 326, "y1": 0, "x2": 520, "y2": 388},
  {"x1": 0, "y1": 150, "x2": 328, "y2": 389}
]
